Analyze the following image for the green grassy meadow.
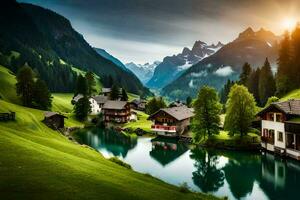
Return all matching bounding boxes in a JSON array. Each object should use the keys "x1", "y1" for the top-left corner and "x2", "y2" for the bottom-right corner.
[{"x1": 0, "y1": 65, "x2": 220, "y2": 200}]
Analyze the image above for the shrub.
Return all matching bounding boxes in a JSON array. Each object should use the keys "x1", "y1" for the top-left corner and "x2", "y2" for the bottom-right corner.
[
  {"x1": 179, "y1": 182, "x2": 191, "y2": 193},
  {"x1": 109, "y1": 157, "x2": 132, "y2": 169}
]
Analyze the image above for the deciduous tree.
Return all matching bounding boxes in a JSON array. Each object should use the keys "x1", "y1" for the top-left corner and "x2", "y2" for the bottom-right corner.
[
  {"x1": 224, "y1": 84, "x2": 256, "y2": 136},
  {"x1": 193, "y1": 86, "x2": 222, "y2": 142}
]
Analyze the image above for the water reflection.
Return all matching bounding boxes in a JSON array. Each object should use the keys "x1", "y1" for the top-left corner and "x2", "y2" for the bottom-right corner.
[
  {"x1": 150, "y1": 137, "x2": 189, "y2": 166},
  {"x1": 190, "y1": 148, "x2": 225, "y2": 193},
  {"x1": 74, "y1": 128, "x2": 300, "y2": 200},
  {"x1": 75, "y1": 128, "x2": 137, "y2": 157}
]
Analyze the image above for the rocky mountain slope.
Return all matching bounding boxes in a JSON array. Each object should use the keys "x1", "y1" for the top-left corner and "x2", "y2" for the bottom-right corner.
[
  {"x1": 125, "y1": 61, "x2": 161, "y2": 84},
  {"x1": 162, "y1": 27, "x2": 280, "y2": 100},
  {"x1": 146, "y1": 41, "x2": 223, "y2": 89}
]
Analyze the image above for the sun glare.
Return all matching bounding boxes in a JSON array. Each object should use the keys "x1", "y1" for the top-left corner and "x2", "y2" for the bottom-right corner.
[{"x1": 282, "y1": 18, "x2": 297, "y2": 31}]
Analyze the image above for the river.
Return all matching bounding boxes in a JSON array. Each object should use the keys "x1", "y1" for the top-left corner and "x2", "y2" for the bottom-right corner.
[{"x1": 74, "y1": 127, "x2": 300, "y2": 200}]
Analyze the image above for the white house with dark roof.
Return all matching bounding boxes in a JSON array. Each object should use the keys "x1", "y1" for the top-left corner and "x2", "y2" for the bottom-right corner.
[
  {"x1": 148, "y1": 106, "x2": 194, "y2": 137},
  {"x1": 257, "y1": 99, "x2": 300, "y2": 160}
]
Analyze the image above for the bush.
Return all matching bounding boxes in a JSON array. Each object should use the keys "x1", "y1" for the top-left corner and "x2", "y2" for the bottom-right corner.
[
  {"x1": 179, "y1": 182, "x2": 191, "y2": 193},
  {"x1": 108, "y1": 157, "x2": 132, "y2": 169}
]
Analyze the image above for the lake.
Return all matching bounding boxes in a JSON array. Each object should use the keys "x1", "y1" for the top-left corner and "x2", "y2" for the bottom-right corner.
[{"x1": 74, "y1": 127, "x2": 300, "y2": 200}]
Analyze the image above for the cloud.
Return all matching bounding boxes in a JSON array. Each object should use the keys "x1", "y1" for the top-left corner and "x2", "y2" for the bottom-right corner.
[
  {"x1": 214, "y1": 66, "x2": 234, "y2": 76},
  {"x1": 189, "y1": 79, "x2": 194, "y2": 88},
  {"x1": 190, "y1": 71, "x2": 207, "y2": 77}
]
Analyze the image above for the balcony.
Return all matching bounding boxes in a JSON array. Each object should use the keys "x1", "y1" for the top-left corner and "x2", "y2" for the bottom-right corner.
[
  {"x1": 104, "y1": 111, "x2": 130, "y2": 116},
  {"x1": 151, "y1": 125, "x2": 177, "y2": 133},
  {"x1": 261, "y1": 136, "x2": 274, "y2": 145},
  {"x1": 285, "y1": 122, "x2": 300, "y2": 134}
]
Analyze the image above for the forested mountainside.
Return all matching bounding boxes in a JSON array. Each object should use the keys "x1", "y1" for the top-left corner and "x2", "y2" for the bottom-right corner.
[
  {"x1": 0, "y1": 0, "x2": 150, "y2": 95},
  {"x1": 162, "y1": 28, "x2": 279, "y2": 100}
]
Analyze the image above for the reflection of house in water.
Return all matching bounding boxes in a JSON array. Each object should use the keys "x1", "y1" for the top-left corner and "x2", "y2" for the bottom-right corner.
[
  {"x1": 258, "y1": 152, "x2": 300, "y2": 200},
  {"x1": 76, "y1": 128, "x2": 137, "y2": 157},
  {"x1": 149, "y1": 137, "x2": 188, "y2": 166},
  {"x1": 261, "y1": 152, "x2": 286, "y2": 189}
]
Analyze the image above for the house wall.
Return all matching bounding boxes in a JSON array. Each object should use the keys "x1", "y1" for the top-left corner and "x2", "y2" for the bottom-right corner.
[
  {"x1": 262, "y1": 119, "x2": 286, "y2": 149},
  {"x1": 176, "y1": 118, "x2": 190, "y2": 135},
  {"x1": 103, "y1": 106, "x2": 131, "y2": 123},
  {"x1": 89, "y1": 98, "x2": 101, "y2": 114}
]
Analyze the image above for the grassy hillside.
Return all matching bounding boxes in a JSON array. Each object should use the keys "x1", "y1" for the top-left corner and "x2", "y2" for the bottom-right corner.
[
  {"x1": 0, "y1": 65, "x2": 219, "y2": 199},
  {"x1": 280, "y1": 89, "x2": 300, "y2": 101}
]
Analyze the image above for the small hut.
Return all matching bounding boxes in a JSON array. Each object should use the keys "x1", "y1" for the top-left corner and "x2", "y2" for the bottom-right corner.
[{"x1": 43, "y1": 112, "x2": 67, "y2": 129}]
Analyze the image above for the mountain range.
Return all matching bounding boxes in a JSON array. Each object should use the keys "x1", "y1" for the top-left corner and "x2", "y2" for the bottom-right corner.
[
  {"x1": 125, "y1": 61, "x2": 161, "y2": 84},
  {"x1": 162, "y1": 27, "x2": 280, "y2": 100},
  {"x1": 146, "y1": 41, "x2": 224, "y2": 89},
  {"x1": 0, "y1": 0, "x2": 150, "y2": 95}
]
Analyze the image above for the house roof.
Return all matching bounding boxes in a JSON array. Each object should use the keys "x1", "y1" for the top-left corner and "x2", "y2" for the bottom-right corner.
[
  {"x1": 101, "y1": 88, "x2": 111, "y2": 93},
  {"x1": 92, "y1": 95, "x2": 108, "y2": 104},
  {"x1": 44, "y1": 111, "x2": 67, "y2": 118},
  {"x1": 103, "y1": 100, "x2": 128, "y2": 110},
  {"x1": 131, "y1": 99, "x2": 146, "y2": 105},
  {"x1": 169, "y1": 100, "x2": 185, "y2": 108},
  {"x1": 257, "y1": 99, "x2": 300, "y2": 116},
  {"x1": 73, "y1": 94, "x2": 83, "y2": 102},
  {"x1": 148, "y1": 106, "x2": 194, "y2": 121}
]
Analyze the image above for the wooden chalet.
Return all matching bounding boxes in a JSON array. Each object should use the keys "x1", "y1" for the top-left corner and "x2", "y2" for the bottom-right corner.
[
  {"x1": 43, "y1": 111, "x2": 67, "y2": 129},
  {"x1": 130, "y1": 99, "x2": 147, "y2": 111},
  {"x1": 102, "y1": 100, "x2": 131, "y2": 123},
  {"x1": 148, "y1": 106, "x2": 194, "y2": 137},
  {"x1": 257, "y1": 99, "x2": 300, "y2": 160},
  {"x1": 100, "y1": 88, "x2": 112, "y2": 97}
]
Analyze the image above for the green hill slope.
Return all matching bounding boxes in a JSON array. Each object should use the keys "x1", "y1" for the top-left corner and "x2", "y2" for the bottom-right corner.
[
  {"x1": 0, "y1": 65, "x2": 219, "y2": 199},
  {"x1": 280, "y1": 89, "x2": 300, "y2": 101}
]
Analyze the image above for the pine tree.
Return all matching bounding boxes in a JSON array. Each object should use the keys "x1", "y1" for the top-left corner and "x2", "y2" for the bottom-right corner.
[
  {"x1": 220, "y1": 79, "x2": 235, "y2": 104},
  {"x1": 239, "y1": 62, "x2": 252, "y2": 86},
  {"x1": 193, "y1": 86, "x2": 222, "y2": 142},
  {"x1": 16, "y1": 64, "x2": 35, "y2": 107},
  {"x1": 145, "y1": 97, "x2": 166, "y2": 115},
  {"x1": 276, "y1": 31, "x2": 292, "y2": 96},
  {"x1": 186, "y1": 96, "x2": 192, "y2": 107},
  {"x1": 33, "y1": 79, "x2": 52, "y2": 110},
  {"x1": 247, "y1": 68, "x2": 260, "y2": 103},
  {"x1": 291, "y1": 23, "x2": 300, "y2": 88},
  {"x1": 224, "y1": 84, "x2": 256, "y2": 136},
  {"x1": 121, "y1": 88, "x2": 128, "y2": 101},
  {"x1": 75, "y1": 75, "x2": 88, "y2": 96},
  {"x1": 258, "y1": 58, "x2": 276, "y2": 106},
  {"x1": 74, "y1": 96, "x2": 91, "y2": 121},
  {"x1": 85, "y1": 71, "x2": 96, "y2": 96},
  {"x1": 110, "y1": 84, "x2": 120, "y2": 100}
]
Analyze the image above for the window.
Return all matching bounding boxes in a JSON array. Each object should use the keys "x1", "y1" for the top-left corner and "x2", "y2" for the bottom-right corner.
[
  {"x1": 268, "y1": 113, "x2": 275, "y2": 121},
  {"x1": 276, "y1": 114, "x2": 282, "y2": 122},
  {"x1": 269, "y1": 129, "x2": 275, "y2": 138},
  {"x1": 277, "y1": 131, "x2": 283, "y2": 142}
]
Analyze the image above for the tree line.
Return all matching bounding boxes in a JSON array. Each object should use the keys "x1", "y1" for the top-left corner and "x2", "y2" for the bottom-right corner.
[
  {"x1": 221, "y1": 25, "x2": 300, "y2": 107},
  {"x1": 16, "y1": 65, "x2": 52, "y2": 110}
]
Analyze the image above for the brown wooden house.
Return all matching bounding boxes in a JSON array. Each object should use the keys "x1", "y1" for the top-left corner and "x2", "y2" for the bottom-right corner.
[
  {"x1": 148, "y1": 106, "x2": 194, "y2": 137},
  {"x1": 43, "y1": 112, "x2": 67, "y2": 129},
  {"x1": 102, "y1": 101, "x2": 131, "y2": 123}
]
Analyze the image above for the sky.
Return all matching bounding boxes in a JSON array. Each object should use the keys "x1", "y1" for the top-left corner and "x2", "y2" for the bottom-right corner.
[{"x1": 18, "y1": 0, "x2": 300, "y2": 64}]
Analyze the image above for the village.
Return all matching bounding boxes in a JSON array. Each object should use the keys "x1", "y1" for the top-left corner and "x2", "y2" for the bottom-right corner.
[{"x1": 40, "y1": 84, "x2": 300, "y2": 161}]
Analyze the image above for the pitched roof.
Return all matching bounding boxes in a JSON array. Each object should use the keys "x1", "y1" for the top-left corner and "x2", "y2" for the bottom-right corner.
[
  {"x1": 73, "y1": 94, "x2": 83, "y2": 102},
  {"x1": 44, "y1": 111, "x2": 67, "y2": 118},
  {"x1": 257, "y1": 99, "x2": 300, "y2": 116},
  {"x1": 169, "y1": 101, "x2": 185, "y2": 108},
  {"x1": 92, "y1": 95, "x2": 108, "y2": 104},
  {"x1": 149, "y1": 106, "x2": 194, "y2": 121},
  {"x1": 101, "y1": 88, "x2": 111, "y2": 93},
  {"x1": 131, "y1": 99, "x2": 147, "y2": 105},
  {"x1": 103, "y1": 100, "x2": 128, "y2": 110}
]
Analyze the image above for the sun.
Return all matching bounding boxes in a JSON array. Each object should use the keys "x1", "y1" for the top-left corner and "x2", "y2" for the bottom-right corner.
[{"x1": 282, "y1": 18, "x2": 297, "y2": 31}]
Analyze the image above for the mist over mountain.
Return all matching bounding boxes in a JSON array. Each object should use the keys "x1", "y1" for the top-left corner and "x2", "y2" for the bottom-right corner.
[
  {"x1": 146, "y1": 41, "x2": 223, "y2": 89},
  {"x1": 162, "y1": 27, "x2": 280, "y2": 100}
]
